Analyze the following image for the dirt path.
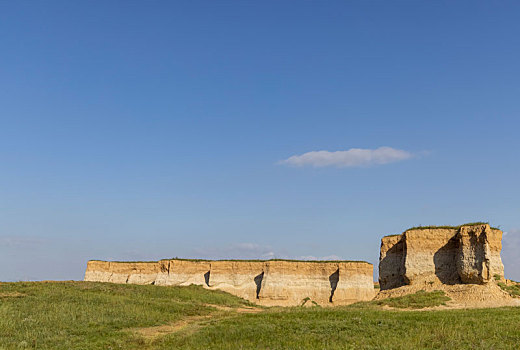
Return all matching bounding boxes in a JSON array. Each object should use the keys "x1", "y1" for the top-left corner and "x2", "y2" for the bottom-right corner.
[
  {"x1": 202, "y1": 303, "x2": 263, "y2": 314},
  {"x1": 0, "y1": 292, "x2": 26, "y2": 299},
  {"x1": 132, "y1": 304, "x2": 263, "y2": 340},
  {"x1": 379, "y1": 298, "x2": 520, "y2": 312}
]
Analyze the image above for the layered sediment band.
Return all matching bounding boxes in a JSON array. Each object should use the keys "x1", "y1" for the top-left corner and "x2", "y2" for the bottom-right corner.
[{"x1": 84, "y1": 259, "x2": 375, "y2": 306}]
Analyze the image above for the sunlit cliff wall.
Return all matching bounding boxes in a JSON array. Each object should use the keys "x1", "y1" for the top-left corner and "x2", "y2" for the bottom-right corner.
[
  {"x1": 85, "y1": 259, "x2": 375, "y2": 306},
  {"x1": 379, "y1": 224, "x2": 504, "y2": 290}
]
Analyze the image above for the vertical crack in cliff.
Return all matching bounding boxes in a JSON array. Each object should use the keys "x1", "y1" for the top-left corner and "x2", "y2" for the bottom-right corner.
[
  {"x1": 329, "y1": 269, "x2": 339, "y2": 303},
  {"x1": 204, "y1": 271, "x2": 210, "y2": 287},
  {"x1": 254, "y1": 272, "x2": 264, "y2": 299}
]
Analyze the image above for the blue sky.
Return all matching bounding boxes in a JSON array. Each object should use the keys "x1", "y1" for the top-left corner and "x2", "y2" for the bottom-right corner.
[{"x1": 1, "y1": 1, "x2": 519, "y2": 281}]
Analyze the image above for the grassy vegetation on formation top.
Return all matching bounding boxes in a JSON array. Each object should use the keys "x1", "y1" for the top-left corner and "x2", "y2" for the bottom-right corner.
[
  {"x1": 383, "y1": 222, "x2": 500, "y2": 238},
  {"x1": 382, "y1": 233, "x2": 402, "y2": 238},
  {"x1": 405, "y1": 222, "x2": 499, "y2": 231},
  {"x1": 1, "y1": 282, "x2": 520, "y2": 349},
  {"x1": 90, "y1": 258, "x2": 371, "y2": 264}
]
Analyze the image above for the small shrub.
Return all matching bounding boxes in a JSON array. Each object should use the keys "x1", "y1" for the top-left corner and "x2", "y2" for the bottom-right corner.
[
  {"x1": 300, "y1": 297, "x2": 320, "y2": 307},
  {"x1": 300, "y1": 297, "x2": 310, "y2": 307}
]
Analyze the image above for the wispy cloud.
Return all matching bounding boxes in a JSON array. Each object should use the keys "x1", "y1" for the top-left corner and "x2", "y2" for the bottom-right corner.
[
  {"x1": 190, "y1": 243, "x2": 347, "y2": 262},
  {"x1": 279, "y1": 147, "x2": 413, "y2": 168},
  {"x1": 502, "y1": 229, "x2": 520, "y2": 281},
  {"x1": 296, "y1": 255, "x2": 343, "y2": 261},
  {"x1": 191, "y1": 243, "x2": 276, "y2": 260},
  {"x1": 0, "y1": 236, "x2": 46, "y2": 248}
]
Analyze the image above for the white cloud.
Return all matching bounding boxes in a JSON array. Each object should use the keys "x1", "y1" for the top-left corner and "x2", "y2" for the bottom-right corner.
[
  {"x1": 502, "y1": 229, "x2": 520, "y2": 281},
  {"x1": 279, "y1": 147, "x2": 413, "y2": 168},
  {"x1": 296, "y1": 255, "x2": 343, "y2": 261},
  {"x1": 0, "y1": 236, "x2": 46, "y2": 248},
  {"x1": 191, "y1": 243, "x2": 276, "y2": 260},
  {"x1": 190, "y1": 244, "x2": 346, "y2": 262}
]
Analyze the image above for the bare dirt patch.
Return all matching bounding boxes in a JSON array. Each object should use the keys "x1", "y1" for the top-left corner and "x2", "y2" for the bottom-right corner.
[
  {"x1": 0, "y1": 292, "x2": 25, "y2": 299},
  {"x1": 375, "y1": 282, "x2": 520, "y2": 310},
  {"x1": 131, "y1": 304, "x2": 264, "y2": 340},
  {"x1": 134, "y1": 315, "x2": 212, "y2": 339},
  {"x1": 203, "y1": 303, "x2": 263, "y2": 313}
]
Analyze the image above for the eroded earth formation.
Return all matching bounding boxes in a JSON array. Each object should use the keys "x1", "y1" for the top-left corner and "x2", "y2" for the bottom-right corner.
[
  {"x1": 376, "y1": 223, "x2": 517, "y2": 306},
  {"x1": 379, "y1": 223, "x2": 504, "y2": 289},
  {"x1": 84, "y1": 259, "x2": 375, "y2": 306},
  {"x1": 84, "y1": 223, "x2": 516, "y2": 307}
]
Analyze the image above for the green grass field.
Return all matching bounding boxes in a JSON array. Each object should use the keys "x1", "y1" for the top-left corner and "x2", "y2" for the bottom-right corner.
[
  {"x1": 1, "y1": 282, "x2": 519, "y2": 349},
  {"x1": 371, "y1": 290, "x2": 451, "y2": 309}
]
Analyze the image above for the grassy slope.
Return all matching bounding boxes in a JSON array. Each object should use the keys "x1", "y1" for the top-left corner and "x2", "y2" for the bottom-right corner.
[
  {"x1": 1, "y1": 282, "x2": 520, "y2": 349},
  {"x1": 162, "y1": 305, "x2": 520, "y2": 350},
  {"x1": 0, "y1": 281, "x2": 249, "y2": 350}
]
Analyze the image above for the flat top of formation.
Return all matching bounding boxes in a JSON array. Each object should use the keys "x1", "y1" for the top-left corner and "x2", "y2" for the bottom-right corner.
[
  {"x1": 383, "y1": 222, "x2": 500, "y2": 237},
  {"x1": 88, "y1": 258, "x2": 372, "y2": 264}
]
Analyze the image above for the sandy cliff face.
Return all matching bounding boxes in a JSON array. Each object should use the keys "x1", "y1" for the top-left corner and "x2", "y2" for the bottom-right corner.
[
  {"x1": 85, "y1": 259, "x2": 375, "y2": 306},
  {"x1": 156, "y1": 260, "x2": 211, "y2": 286},
  {"x1": 204, "y1": 261, "x2": 265, "y2": 302},
  {"x1": 84, "y1": 261, "x2": 160, "y2": 285},
  {"x1": 403, "y1": 228, "x2": 460, "y2": 285},
  {"x1": 457, "y1": 225, "x2": 504, "y2": 284},
  {"x1": 379, "y1": 235, "x2": 405, "y2": 290},
  {"x1": 259, "y1": 261, "x2": 338, "y2": 306},
  {"x1": 335, "y1": 262, "x2": 375, "y2": 304},
  {"x1": 379, "y1": 224, "x2": 505, "y2": 290}
]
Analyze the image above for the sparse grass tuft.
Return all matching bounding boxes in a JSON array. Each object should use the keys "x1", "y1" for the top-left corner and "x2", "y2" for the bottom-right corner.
[
  {"x1": 498, "y1": 282, "x2": 520, "y2": 298},
  {"x1": 174, "y1": 258, "x2": 371, "y2": 264},
  {"x1": 300, "y1": 297, "x2": 321, "y2": 307},
  {"x1": 373, "y1": 290, "x2": 451, "y2": 309},
  {"x1": 382, "y1": 233, "x2": 402, "y2": 238},
  {"x1": 384, "y1": 222, "x2": 500, "y2": 239},
  {"x1": 405, "y1": 222, "x2": 499, "y2": 232},
  {"x1": 95, "y1": 258, "x2": 372, "y2": 264}
]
